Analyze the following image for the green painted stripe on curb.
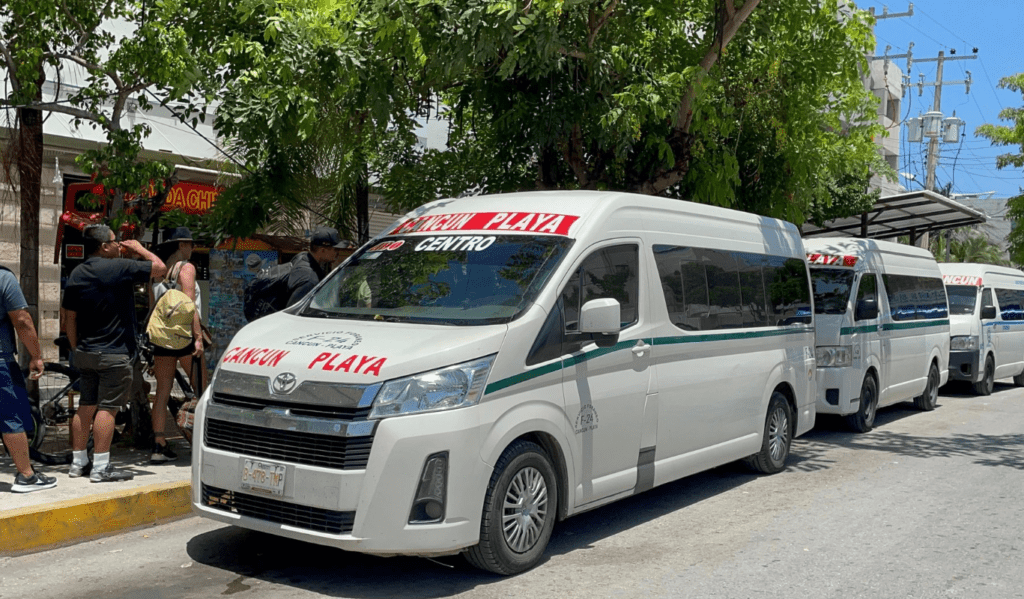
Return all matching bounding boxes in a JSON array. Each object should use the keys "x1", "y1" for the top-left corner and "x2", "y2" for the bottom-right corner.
[{"x1": 0, "y1": 481, "x2": 193, "y2": 556}]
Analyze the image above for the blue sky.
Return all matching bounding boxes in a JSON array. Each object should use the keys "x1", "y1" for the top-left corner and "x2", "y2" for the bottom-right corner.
[{"x1": 865, "y1": 0, "x2": 1023, "y2": 200}]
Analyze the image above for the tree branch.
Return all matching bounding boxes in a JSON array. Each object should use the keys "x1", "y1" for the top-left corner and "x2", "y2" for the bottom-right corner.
[
  {"x1": 29, "y1": 102, "x2": 103, "y2": 123},
  {"x1": 587, "y1": 0, "x2": 619, "y2": 48},
  {"x1": 0, "y1": 40, "x2": 20, "y2": 93}
]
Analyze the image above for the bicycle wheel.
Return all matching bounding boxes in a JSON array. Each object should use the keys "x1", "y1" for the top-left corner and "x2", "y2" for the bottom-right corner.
[{"x1": 26, "y1": 363, "x2": 80, "y2": 465}]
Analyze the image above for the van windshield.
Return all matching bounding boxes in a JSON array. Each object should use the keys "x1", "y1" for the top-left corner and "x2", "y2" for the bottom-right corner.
[
  {"x1": 945, "y1": 285, "x2": 978, "y2": 315},
  {"x1": 302, "y1": 235, "x2": 573, "y2": 325},
  {"x1": 810, "y1": 268, "x2": 855, "y2": 315}
]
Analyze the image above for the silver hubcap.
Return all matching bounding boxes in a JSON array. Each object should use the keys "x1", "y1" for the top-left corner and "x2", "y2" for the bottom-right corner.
[
  {"x1": 768, "y1": 407, "x2": 790, "y2": 462},
  {"x1": 502, "y1": 466, "x2": 549, "y2": 553}
]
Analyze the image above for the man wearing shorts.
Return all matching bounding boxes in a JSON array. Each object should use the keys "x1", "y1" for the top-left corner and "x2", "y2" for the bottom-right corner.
[
  {"x1": 62, "y1": 225, "x2": 166, "y2": 482},
  {"x1": 1, "y1": 265, "x2": 54, "y2": 493}
]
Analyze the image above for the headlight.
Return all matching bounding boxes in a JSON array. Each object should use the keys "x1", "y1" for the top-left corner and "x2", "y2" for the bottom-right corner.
[
  {"x1": 369, "y1": 355, "x2": 495, "y2": 419},
  {"x1": 815, "y1": 346, "x2": 853, "y2": 368},
  {"x1": 950, "y1": 335, "x2": 979, "y2": 351}
]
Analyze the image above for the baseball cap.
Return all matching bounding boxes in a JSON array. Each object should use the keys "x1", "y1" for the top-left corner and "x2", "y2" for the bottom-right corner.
[{"x1": 310, "y1": 227, "x2": 348, "y2": 249}]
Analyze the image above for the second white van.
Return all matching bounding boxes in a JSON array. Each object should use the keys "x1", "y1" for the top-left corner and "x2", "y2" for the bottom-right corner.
[
  {"x1": 939, "y1": 263, "x2": 1024, "y2": 395},
  {"x1": 805, "y1": 238, "x2": 950, "y2": 432}
]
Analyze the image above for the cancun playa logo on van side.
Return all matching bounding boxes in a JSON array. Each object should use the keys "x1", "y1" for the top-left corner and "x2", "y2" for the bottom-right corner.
[{"x1": 389, "y1": 212, "x2": 580, "y2": 236}]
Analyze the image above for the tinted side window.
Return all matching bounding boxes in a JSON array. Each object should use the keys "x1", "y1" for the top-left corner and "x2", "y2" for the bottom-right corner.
[
  {"x1": 882, "y1": 274, "x2": 949, "y2": 321},
  {"x1": 653, "y1": 246, "x2": 809, "y2": 330},
  {"x1": 563, "y1": 244, "x2": 639, "y2": 332},
  {"x1": 855, "y1": 273, "x2": 878, "y2": 321},
  {"x1": 995, "y1": 288, "x2": 1024, "y2": 321}
]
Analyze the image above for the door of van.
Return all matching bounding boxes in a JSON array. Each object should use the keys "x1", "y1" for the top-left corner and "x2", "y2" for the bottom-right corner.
[{"x1": 558, "y1": 242, "x2": 654, "y2": 505}]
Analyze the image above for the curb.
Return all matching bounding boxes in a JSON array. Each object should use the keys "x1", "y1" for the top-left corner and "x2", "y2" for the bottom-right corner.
[{"x1": 0, "y1": 481, "x2": 193, "y2": 556}]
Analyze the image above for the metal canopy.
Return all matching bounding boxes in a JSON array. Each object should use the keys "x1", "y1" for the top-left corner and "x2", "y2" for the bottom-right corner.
[{"x1": 801, "y1": 189, "x2": 987, "y2": 239}]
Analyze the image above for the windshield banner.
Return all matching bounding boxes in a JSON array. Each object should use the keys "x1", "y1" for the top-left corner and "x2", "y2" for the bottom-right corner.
[{"x1": 389, "y1": 212, "x2": 580, "y2": 236}]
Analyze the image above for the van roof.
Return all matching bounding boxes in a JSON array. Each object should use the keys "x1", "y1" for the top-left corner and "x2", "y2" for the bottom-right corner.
[
  {"x1": 938, "y1": 262, "x2": 1024, "y2": 279},
  {"x1": 384, "y1": 190, "x2": 801, "y2": 240},
  {"x1": 802, "y1": 237, "x2": 936, "y2": 261}
]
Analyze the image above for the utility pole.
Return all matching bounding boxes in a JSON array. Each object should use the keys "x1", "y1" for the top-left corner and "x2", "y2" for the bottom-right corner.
[{"x1": 912, "y1": 51, "x2": 976, "y2": 192}]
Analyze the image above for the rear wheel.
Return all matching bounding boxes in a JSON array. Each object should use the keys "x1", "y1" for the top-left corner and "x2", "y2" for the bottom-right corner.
[
  {"x1": 914, "y1": 362, "x2": 940, "y2": 411},
  {"x1": 973, "y1": 355, "x2": 994, "y2": 396},
  {"x1": 744, "y1": 391, "x2": 793, "y2": 474},
  {"x1": 465, "y1": 440, "x2": 558, "y2": 575},
  {"x1": 845, "y1": 374, "x2": 878, "y2": 433}
]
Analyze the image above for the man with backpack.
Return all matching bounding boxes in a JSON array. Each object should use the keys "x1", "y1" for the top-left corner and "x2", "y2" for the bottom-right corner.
[
  {"x1": 62, "y1": 225, "x2": 166, "y2": 483},
  {"x1": 243, "y1": 227, "x2": 349, "y2": 321}
]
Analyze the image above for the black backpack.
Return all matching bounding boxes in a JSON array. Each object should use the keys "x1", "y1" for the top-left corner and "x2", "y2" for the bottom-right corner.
[{"x1": 242, "y1": 263, "x2": 293, "y2": 322}]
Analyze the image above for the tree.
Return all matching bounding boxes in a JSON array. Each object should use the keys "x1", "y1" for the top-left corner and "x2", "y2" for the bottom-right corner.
[
  {"x1": 201, "y1": 0, "x2": 889, "y2": 240},
  {"x1": 930, "y1": 228, "x2": 1009, "y2": 266},
  {"x1": 976, "y1": 73, "x2": 1024, "y2": 264},
  {"x1": 2, "y1": 0, "x2": 211, "y2": 343}
]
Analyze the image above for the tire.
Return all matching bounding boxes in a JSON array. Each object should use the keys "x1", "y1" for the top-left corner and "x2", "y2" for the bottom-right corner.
[
  {"x1": 973, "y1": 355, "x2": 994, "y2": 396},
  {"x1": 465, "y1": 440, "x2": 558, "y2": 575},
  {"x1": 1013, "y1": 368, "x2": 1024, "y2": 387},
  {"x1": 744, "y1": 391, "x2": 793, "y2": 474},
  {"x1": 914, "y1": 362, "x2": 940, "y2": 411},
  {"x1": 845, "y1": 374, "x2": 878, "y2": 433}
]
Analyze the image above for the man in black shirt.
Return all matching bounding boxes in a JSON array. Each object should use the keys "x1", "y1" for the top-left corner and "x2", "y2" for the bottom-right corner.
[
  {"x1": 283, "y1": 227, "x2": 348, "y2": 308},
  {"x1": 62, "y1": 225, "x2": 166, "y2": 483}
]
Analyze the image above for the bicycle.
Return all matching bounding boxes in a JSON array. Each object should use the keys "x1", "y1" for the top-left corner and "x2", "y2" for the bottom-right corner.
[{"x1": 21, "y1": 336, "x2": 197, "y2": 465}]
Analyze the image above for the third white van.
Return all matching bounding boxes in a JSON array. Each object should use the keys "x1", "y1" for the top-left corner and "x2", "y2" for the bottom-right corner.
[
  {"x1": 805, "y1": 238, "x2": 950, "y2": 432},
  {"x1": 939, "y1": 263, "x2": 1024, "y2": 395}
]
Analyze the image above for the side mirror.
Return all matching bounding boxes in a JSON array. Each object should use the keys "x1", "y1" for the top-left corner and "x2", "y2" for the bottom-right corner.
[
  {"x1": 981, "y1": 305, "x2": 997, "y2": 320},
  {"x1": 855, "y1": 298, "x2": 878, "y2": 321},
  {"x1": 580, "y1": 298, "x2": 620, "y2": 347}
]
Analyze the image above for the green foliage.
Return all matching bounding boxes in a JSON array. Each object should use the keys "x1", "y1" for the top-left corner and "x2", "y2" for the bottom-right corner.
[
  {"x1": 1, "y1": 0, "x2": 210, "y2": 231},
  {"x1": 930, "y1": 229, "x2": 1009, "y2": 266},
  {"x1": 199, "y1": 0, "x2": 891, "y2": 235},
  {"x1": 976, "y1": 73, "x2": 1024, "y2": 264}
]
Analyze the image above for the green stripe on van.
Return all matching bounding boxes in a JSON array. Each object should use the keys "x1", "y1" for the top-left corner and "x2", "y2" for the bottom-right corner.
[
  {"x1": 840, "y1": 324, "x2": 879, "y2": 335},
  {"x1": 485, "y1": 327, "x2": 809, "y2": 395},
  {"x1": 880, "y1": 319, "x2": 950, "y2": 331}
]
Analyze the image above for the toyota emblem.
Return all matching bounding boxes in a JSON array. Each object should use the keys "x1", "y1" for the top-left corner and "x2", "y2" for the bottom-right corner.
[{"x1": 272, "y1": 372, "x2": 298, "y2": 395}]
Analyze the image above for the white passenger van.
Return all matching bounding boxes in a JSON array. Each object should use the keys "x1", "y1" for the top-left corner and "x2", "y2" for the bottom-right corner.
[
  {"x1": 805, "y1": 238, "x2": 949, "y2": 432},
  {"x1": 939, "y1": 263, "x2": 1024, "y2": 395},
  {"x1": 192, "y1": 191, "x2": 817, "y2": 575}
]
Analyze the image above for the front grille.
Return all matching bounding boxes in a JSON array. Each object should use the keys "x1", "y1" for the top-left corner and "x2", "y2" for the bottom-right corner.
[
  {"x1": 202, "y1": 484, "x2": 354, "y2": 534},
  {"x1": 212, "y1": 392, "x2": 372, "y2": 420},
  {"x1": 204, "y1": 419, "x2": 373, "y2": 469}
]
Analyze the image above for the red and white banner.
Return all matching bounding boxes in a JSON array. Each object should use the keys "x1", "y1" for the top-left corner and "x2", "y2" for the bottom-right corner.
[
  {"x1": 389, "y1": 212, "x2": 580, "y2": 236},
  {"x1": 942, "y1": 275, "x2": 982, "y2": 286}
]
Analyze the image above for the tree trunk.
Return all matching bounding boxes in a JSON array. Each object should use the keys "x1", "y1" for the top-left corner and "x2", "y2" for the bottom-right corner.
[
  {"x1": 16, "y1": 79, "x2": 44, "y2": 365},
  {"x1": 356, "y1": 161, "x2": 369, "y2": 245}
]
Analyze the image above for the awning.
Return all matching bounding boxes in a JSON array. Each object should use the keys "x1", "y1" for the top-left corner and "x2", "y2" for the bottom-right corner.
[{"x1": 801, "y1": 190, "x2": 988, "y2": 239}]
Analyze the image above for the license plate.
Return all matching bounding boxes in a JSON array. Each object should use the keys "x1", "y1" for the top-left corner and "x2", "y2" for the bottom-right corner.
[{"x1": 241, "y1": 459, "x2": 287, "y2": 496}]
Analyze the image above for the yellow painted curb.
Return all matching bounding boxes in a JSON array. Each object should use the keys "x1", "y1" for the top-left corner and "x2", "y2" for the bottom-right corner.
[{"x1": 0, "y1": 481, "x2": 192, "y2": 555}]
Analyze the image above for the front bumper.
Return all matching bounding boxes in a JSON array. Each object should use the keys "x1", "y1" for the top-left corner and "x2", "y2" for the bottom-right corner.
[
  {"x1": 947, "y1": 350, "x2": 981, "y2": 383},
  {"x1": 190, "y1": 396, "x2": 493, "y2": 557},
  {"x1": 814, "y1": 366, "x2": 862, "y2": 416}
]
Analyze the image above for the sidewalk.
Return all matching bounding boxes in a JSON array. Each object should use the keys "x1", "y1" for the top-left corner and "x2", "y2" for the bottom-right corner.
[{"x1": 0, "y1": 433, "x2": 194, "y2": 556}]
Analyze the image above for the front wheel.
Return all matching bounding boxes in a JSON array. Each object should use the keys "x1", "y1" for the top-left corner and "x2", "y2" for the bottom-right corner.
[
  {"x1": 914, "y1": 362, "x2": 940, "y2": 411},
  {"x1": 744, "y1": 391, "x2": 793, "y2": 474},
  {"x1": 845, "y1": 374, "x2": 878, "y2": 433},
  {"x1": 465, "y1": 440, "x2": 558, "y2": 575},
  {"x1": 973, "y1": 355, "x2": 994, "y2": 396}
]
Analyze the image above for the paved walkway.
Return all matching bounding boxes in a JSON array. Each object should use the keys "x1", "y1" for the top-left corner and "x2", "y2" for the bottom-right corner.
[{"x1": 0, "y1": 435, "x2": 193, "y2": 556}]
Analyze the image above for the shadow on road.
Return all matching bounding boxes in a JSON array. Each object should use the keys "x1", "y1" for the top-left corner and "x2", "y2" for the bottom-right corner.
[
  {"x1": 183, "y1": 384, "x2": 1024, "y2": 594},
  {"x1": 185, "y1": 462, "x2": 759, "y2": 596}
]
